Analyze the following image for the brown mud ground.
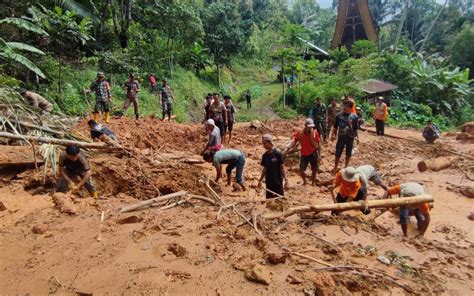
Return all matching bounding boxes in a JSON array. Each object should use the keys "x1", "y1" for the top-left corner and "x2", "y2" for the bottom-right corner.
[{"x1": 1, "y1": 117, "x2": 473, "y2": 295}]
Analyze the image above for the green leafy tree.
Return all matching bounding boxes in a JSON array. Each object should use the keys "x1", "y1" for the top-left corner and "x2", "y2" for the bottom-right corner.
[
  {"x1": 202, "y1": 1, "x2": 247, "y2": 86},
  {"x1": 0, "y1": 17, "x2": 49, "y2": 78},
  {"x1": 28, "y1": 5, "x2": 94, "y2": 92},
  {"x1": 450, "y1": 26, "x2": 474, "y2": 79},
  {"x1": 411, "y1": 56, "x2": 472, "y2": 117},
  {"x1": 351, "y1": 40, "x2": 378, "y2": 57}
]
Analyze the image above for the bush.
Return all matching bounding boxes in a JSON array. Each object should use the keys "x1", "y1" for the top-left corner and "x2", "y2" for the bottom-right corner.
[{"x1": 351, "y1": 40, "x2": 378, "y2": 58}]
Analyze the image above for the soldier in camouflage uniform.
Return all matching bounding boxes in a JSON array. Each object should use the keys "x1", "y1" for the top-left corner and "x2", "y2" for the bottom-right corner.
[
  {"x1": 88, "y1": 72, "x2": 112, "y2": 123},
  {"x1": 327, "y1": 98, "x2": 339, "y2": 138},
  {"x1": 309, "y1": 97, "x2": 328, "y2": 141}
]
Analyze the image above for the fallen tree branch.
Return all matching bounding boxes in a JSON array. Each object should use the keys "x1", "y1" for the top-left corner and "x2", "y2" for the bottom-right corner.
[
  {"x1": 361, "y1": 127, "x2": 474, "y2": 161},
  {"x1": 0, "y1": 116, "x2": 64, "y2": 136},
  {"x1": 119, "y1": 191, "x2": 188, "y2": 213},
  {"x1": 284, "y1": 250, "x2": 333, "y2": 267},
  {"x1": 200, "y1": 177, "x2": 225, "y2": 205},
  {"x1": 263, "y1": 195, "x2": 433, "y2": 220},
  {"x1": 0, "y1": 131, "x2": 121, "y2": 151},
  {"x1": 306, "y1": 232, "x2": 342, "y2": 252}
]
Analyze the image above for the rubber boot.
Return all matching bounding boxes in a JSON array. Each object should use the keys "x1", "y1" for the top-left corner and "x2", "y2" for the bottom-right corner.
[
  {"x1": 104, "y1": 112, "x2": 110, "y2": 123},
  {"x1": 93, "y1": 112, "x2": 99, "y2": 122},
  {"x1": 135, "y1": 113, "x2": 139, "y2": 120}
]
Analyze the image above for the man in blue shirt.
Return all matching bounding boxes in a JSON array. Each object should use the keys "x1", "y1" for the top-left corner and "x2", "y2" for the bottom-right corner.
[
  {"x1": 331, "y1": 100, "x2": 359, "y2": 173},
  {"x1": 203, "y1": 149, "x2": 246, "y2": 191}
]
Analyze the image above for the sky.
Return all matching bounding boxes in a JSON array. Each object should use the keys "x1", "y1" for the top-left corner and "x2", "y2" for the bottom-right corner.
[{"x1": 319, "y1": 0, "x2": 333, "y2": 9}]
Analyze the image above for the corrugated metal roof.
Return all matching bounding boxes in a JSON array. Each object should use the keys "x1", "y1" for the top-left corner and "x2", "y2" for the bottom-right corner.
[
  {"x1": 358, "y1": 79, "x2": 398, "y2": 94},
  {"x1": 297, "y1": 37, "x2": 330, "y2": 56}
]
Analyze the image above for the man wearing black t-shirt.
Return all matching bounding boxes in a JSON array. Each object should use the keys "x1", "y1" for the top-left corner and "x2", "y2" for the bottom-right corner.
[
  {"x1": 57, "y1": 145, "x2": 98, "y2": 198},
  {"x1": 258, "y1": 134, "x2": 288, "y2": 198}
]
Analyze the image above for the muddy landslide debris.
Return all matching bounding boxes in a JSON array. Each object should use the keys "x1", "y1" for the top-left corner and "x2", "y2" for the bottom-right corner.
[
  {"x1": 245, "y1": 264, "x2": 271, "y2": 285},
  {"x1": 32, "y1": 224, "x2": 48, "y2": 234},
  {"x1": 167, "y1": 243, "x2": 187, "y2": 257},
  {"x1": 309, "y1": 272, "x2": 336, "y2": 296},
  {"x1": 52, "y1": 192, "x2": 77, "y2": 215}
]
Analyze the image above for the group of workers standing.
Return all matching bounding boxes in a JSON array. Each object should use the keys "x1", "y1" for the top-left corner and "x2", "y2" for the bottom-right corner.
[{"x1": 85, "y1": 72, "x2": 175, "y2": 123}]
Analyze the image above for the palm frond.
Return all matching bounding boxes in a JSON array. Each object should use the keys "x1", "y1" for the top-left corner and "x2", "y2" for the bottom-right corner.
[
  {"x1": 5, "y1": 42, "x2": 45, "y2": 55},
  {"x1": 52, "y1": 0, "x2": 99, "y2": 21},
  {"x1": 0, "y1": 51, "x2": 46, "y2": 78},
  {"x1": 39, "y1": 144, "x2": 59, "y2": 183},
  {"x1": 0, "y1": 17, "x2": 49, "y2": 36}
]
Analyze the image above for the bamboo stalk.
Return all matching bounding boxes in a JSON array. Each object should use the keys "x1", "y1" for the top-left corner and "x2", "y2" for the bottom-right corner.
[{"x1": 263, "y1": 195, "x2": 433, "y2": 220}]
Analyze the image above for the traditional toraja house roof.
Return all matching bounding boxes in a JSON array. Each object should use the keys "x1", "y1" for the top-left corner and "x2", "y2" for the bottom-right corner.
[
  {"x1": 358, "y1": 79, "x2": 398, "y2": 94},
  {"x1": 331, "y1": 0, "x2": 378, "y2": 49}
]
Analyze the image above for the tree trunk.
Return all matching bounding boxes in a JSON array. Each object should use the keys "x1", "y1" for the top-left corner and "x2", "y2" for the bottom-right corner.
[
  {"x1": 58, "y1": 52, "x2": 62, "y2": 94},
  {"x1": 394, "y1": 0, "x2": 410, "y2": 48},
  {"x1": 417, "y1": 156, "x2": 458, "y2": 172},
  {"x1": 216, "y1": 63, "x2": 220, "y2": 87},
  {"x1": 263, "y1": 195, "x2": 433, "y2": 220},
  {"x1": 420, "y1": 0, "x2": 449, "y2": 52},
  {"x1": 281, "y1": 57, "x2": 285, "y2": 108},
  {"x1": 118, "y1": 32, "x2": 128, "y2": 49}
]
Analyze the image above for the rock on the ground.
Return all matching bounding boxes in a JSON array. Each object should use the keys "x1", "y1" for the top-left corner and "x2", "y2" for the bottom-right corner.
[
  {"x1": 167, "y1": 243, "x2": 187, "y2": 257},
  {"x1": 309, "y1": 272, "x2": 336, "y2": 296},
  {"x1": 316, "y1": 173, "x2": 333, "y2": 186},
  {"x1": 286, "y1": 273, "x2": 303, "y2": 284},
  {"x1": 52, "y1": 193, "x2": 77, "y2": 215},
  {"x1": 265, "y1": 248, "x2": 288, "y2": 264},
  {"x1": 117, "y1": 215, "x2": 144, "y2": 224},
  {"x1": 461, "y1": 122, "x2": 474, "y2": 134},
  {"x1": 468, "y1": 213, "x2": 474, "y2": 221},
  {"x1": 0, "y1": 201, "x2": 6, "y2": 211},
  {"x1": 245, "y1": 264, "x2": 271, "y2": 285},
  {"x1": 32, "y1": 224, "x2": 48, "y2": 234},
  {"x1": 460, "y1": 186, "x2": 474, "y2": 198}
]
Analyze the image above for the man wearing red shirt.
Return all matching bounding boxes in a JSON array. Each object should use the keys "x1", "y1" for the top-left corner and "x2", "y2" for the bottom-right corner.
[
  {"x1": 287, "y1": 118, "x2": 320, "y2": 186},
  {"x1": 149, "y1": 73, "x2": 157, "y2": 95}
]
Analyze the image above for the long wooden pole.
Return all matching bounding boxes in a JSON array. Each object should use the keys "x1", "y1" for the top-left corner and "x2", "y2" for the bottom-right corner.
[
  {"x1": 119, "y1": 191, "x2": 188, "y2": 213},
  {"x1": 0, "y1": 131, "x2": 119, "y2": 150},
  {"x1": 263, "y1": 195, "x2": 433, "y2": 220}
]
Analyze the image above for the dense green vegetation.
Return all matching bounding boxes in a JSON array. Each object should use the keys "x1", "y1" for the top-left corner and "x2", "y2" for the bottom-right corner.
[{"x1": 0, "y1": 0, "x2": 472, "y2": 127}]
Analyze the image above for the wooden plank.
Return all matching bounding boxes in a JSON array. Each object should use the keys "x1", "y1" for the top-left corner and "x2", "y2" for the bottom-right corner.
[{"x1": 0, "y1": 145, "x2": 43, "y2": 166}]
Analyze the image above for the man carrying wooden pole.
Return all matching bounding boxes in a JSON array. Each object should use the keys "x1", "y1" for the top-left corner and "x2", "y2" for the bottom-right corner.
[{"x1": 384, "y1": 183, "x2": 431, "y2": 237}]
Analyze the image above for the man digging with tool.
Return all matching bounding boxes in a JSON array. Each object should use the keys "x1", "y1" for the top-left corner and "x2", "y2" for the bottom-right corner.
[
  {"x1": 384, "y1": 182, "x2": 431, "y2": 237},
  {"x1": 330, "y1": 167, "x2": 370, "y2": 216},
  {"x1": 203, "y1": 149, "x2": 247, "y2": 191},
  {"x1": 286, "y1": 118, "x2": 320, "y2": 186},
  {"x1": 57, "y1": 145, "x2": 98, "y2": 199},
  {"x1": 258, "y1": 134, "x2": 288, "y2": 199}
]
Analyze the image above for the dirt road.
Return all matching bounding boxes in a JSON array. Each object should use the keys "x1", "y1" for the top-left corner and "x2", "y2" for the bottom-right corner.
[{"x1": 0, "y1": 117, "x2": 473, "y2": 295}]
